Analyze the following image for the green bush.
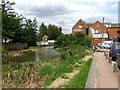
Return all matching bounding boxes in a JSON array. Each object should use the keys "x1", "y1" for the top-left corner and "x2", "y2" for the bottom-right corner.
[{"x1": 54, "y1": 32, "x2": 92, "y2": 48}]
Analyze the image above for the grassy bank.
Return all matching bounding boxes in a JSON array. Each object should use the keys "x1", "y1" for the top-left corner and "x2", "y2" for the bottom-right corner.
[
  {"x1": 2, "y1": 45, "x2": 88, "y2": 88},
  {"x1": 63, "y1": 58, "x2": 92, "y2": 88},
  {"x1": 2, "y1": 46, "x2": 41, "y2": 64}
]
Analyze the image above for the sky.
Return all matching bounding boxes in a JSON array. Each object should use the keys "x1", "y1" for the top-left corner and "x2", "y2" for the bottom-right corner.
[{"x1": 9, "y1": 0, "x2": 120, "y2": 34}]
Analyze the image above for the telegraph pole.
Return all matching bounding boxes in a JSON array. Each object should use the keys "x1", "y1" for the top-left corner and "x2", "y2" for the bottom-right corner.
[{"x1": 102, "y1": 17, "x2": 104, "y2": 42}]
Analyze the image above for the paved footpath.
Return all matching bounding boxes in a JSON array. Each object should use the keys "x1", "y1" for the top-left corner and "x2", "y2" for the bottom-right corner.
[{"x1": 85, "y1": 52, "x2": 119, "y2": 88}]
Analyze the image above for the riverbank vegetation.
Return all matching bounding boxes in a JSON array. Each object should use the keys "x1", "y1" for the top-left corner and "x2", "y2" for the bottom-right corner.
[
  {"x1": 2, "y1": 46, "x2": 41, "y2": 64},
  {"x1": 2, "y1": 0, "x2": 93, "y2": 88},
  {"x1": 63, "y1": 58, "x2": 92, "y2": 88},
  {"x1": 3, "y1": 45, "x2": 88, "y2": 88},
  {"x1": 54, "y1": 32, "x2": 92, "y2": 48},
  {"x1": 2, "y1": 31, "x2": 92, "y2": 88}
]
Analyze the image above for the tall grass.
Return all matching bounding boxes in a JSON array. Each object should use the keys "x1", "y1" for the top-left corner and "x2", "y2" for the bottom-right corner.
[
  {"x1": 2, "y1": 45, "x2": 86, "y2": 88},
  {"x1": 44, "y1": 45, "x2": 86, "y2": 87}
]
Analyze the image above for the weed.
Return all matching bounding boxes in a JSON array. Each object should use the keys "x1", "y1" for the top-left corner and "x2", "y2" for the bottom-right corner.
[{"x1": 63, "y1": 58, "x2": 92, "y2": 88}]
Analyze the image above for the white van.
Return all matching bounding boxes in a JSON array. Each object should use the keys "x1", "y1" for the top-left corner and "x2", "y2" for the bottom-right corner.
[{"x1": 100, "y1": 41, "x2": 113, "y2": 49}]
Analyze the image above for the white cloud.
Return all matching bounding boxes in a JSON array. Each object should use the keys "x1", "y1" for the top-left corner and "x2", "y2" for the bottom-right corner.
[{"x1": 9, "y1": 0, "x2": 119, "y2": 34}]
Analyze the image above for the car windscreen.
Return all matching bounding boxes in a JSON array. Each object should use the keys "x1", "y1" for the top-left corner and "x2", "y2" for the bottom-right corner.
[{"x1": 115, "y1": 44, "x2": 120, "y2": 50}]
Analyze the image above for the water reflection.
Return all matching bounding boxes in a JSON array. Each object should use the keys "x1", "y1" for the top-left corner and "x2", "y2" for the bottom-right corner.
[
  {"x1": 3, "y1": 46, "x2": 60, "y2": 64},
  {"x1": 35, "y1": 52, "x2": 40, "y2": 61},
  {"x1": 40, "y1": 46, "x2": 59, "y2": 59}
]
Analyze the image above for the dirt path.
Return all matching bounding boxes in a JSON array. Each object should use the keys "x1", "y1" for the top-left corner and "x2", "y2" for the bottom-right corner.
[
  {"x1": 48, "y1": 55, "x2": 93, "y2": 88},
  {"x1": 48, "y1": 70, "x2": 79, "y2": 88},
  {"x1": 85, "y1": 52, "x2": 118, "y2": 88}
]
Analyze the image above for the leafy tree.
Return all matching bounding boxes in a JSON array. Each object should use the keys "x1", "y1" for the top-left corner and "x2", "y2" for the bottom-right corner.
[
  {"x1": 83, "y1": 36, "x2": 92, "y2": 47},
  {"x1": 21, "y1": 19, "x2": 37, "y2": 47},
  {"x1": 74, "y1": 32, "x2": 85, "y2": 45},
  {"x1": 54, "y1": 32, "x2": 92, "y2": 48},
  {"x1": 2, "y1": 0, "x2": 16, "y2": 43},
  {"x1": 54, "y1": 34, "x2": 72, "y2": 48},
  {"x1": 37, "y1": 23, "x2": 62, "y2": 41},
  {"x1": 47, "y1": 24, "x2": 62, "y2": 40},
  {"x1": 37, "y1": 23, "x2": 47, "y2": 41},
  {"x1": 2, "y1": 0, "x2": 38, "y2": 47}
]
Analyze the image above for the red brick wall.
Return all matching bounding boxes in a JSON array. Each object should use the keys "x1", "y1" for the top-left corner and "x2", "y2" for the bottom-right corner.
[
  {"x1": 72, "y1": 20, "x2": 120, "y2": 46},
  {"x1": 72, "y1": 19, "x2": 87, "y2": 35},
  {"x1": 91, "y1": 38, "x2": 108, "y2": 46},
  {"x1": 88, "y1": 21, "x2": 108, "y2": 46},
  {"x1": 108, "y1": 27, "x2": 120, "y2": 37},
  {"x1": 88, "y1": 21, "x2": 107, "y2": 37},
  {"x1": 42, "y1": 35, "x2": 48, "y2": 42}
]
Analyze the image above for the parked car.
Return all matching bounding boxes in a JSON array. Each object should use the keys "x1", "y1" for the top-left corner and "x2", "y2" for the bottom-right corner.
[
  {"x1": 117, "y1": 53, "x2": 120, "y2": 69},
  {"x1": 110, "y1": 42, "x2": 120, "y2": 62},
  {"x1": 100, "y1": 41, "x2": 113, "y2": 49}
]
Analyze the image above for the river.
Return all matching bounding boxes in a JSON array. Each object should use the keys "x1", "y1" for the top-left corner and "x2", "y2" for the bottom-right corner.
[{"x1": 3, "y1": 46, "x2": 60, "y2": 64}]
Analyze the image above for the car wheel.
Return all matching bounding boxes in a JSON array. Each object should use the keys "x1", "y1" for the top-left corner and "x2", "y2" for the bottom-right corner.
[{"x1": 112, "y1": 57, "x2": 117, "y2": 61}]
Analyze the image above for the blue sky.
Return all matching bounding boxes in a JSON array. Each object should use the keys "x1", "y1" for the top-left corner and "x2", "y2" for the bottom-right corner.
[{"x1": 10, "y1": 0, "x2": 120, "y2": 34}]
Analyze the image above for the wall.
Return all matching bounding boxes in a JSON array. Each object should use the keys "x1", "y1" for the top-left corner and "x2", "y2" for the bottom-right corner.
[
  {"x1": 72, "y1": 19, "x2": 87, "y2": 35},
  {"x1": 108, "y1": 27, "x2": 120, "y2": 39},
  {"x1": 3, "y1": 43, "x2": 28, "y2": 51},
  {"x1": 88, "y1": 21, "x2": 108, "y2": 46},
  {"x1": 88, "y1": 21, "x2": 108, "y2": 37}
]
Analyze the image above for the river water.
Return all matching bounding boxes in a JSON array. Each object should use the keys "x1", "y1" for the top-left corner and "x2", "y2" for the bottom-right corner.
[
  {"x1": 3, "y1": 46, "x2": 60, "y2": 64},
  {"x1": 35, "y1": 46, "x2": 59, "y2": 60}
]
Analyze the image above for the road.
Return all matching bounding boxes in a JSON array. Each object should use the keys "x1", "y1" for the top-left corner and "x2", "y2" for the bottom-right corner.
[{"x1": 85, "y1": 52, "x2": 119, "y2": 88}]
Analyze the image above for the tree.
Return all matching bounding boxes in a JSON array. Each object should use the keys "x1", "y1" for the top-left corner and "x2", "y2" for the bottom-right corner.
[
  {"x1": 37, "y1": 23, "x2": 47, "y2": 41},
  {"x1": 47, "y1": 24, "x2": 62, "y2": 40},
  {"x1": 2, "y1": 0, "x2": 16, "y2": 43},
  {"x1": 37, "y1": 23, "x2": 62, "y2": 41},
  {"x1": 54, "y1": 32, "x2": 92, "y2": 48},
  {"x1": 21, "y1": 19, "x2": 37, "y2": 47},
  {"x1": 83, "y1": 36, "x2": 92, "y2": 47},
  {"x1": 2, "y1": 0, "x2": 24, "y2": 43},
  {"x1": 2, "y1": 0, "x2": 38, "y2": 46}
]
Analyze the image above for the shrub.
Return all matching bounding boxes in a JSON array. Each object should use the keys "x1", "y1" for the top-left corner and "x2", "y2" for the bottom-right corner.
[{"x1": 54, "y1": 32, "x2": 92, "y2": 48}]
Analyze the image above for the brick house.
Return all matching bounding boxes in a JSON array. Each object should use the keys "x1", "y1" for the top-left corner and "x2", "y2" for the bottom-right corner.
[
  {"x1": 72, "y1": 19, "x2": 87, "y2": 35},
  {"x1": 88, "y1": 21, "x2": 108, "y2": 46},
  {"x1": 108, "y1": 24, "x2": 120, "y2": 40},
  {"x1": 72, "y1": 19, "x2": 120, "y2": 46}
]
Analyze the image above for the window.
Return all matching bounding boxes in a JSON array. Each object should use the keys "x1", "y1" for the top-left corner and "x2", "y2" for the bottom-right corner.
[
  {"x1": 96, "y1": 24, "x2": 100, "y2": 28},
  {"x1": 96, "y1": 30, "x2": 100, "y2": 33},
  {"x1": 105, "y1": 43, "x2": 107, "y2": 45},
  {"x1": 79, "y1": 25, "x2": 82, "y2": 28},
  {"x1": 74, "y1": 29, "x2": 81, "y2": 32},
  {"x1": 115, "y1": 45, "x2": 120, "y2": 49}
]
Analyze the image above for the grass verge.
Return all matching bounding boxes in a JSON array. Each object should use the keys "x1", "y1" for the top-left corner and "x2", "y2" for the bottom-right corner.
[{"x1": 63, "y1": 58, "x2": 92, "y2": 88}]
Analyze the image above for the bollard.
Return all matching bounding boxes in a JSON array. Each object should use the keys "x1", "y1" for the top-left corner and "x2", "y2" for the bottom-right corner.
[
  {"x1": 109, "y1": 57, "x2": 111, "y2": 63},
  {"x1": 105, "y1": 51, "x2": 106, "y2": 56},
  {"x1": 113, "y1": 62, "x2": 118, "y2": 72},
  {"x1": 106, "y1": 53, "x2": 108, "y2": 59},
  {"x1": 104, "y1": 51, "x2": 105, "y2": 56}
]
